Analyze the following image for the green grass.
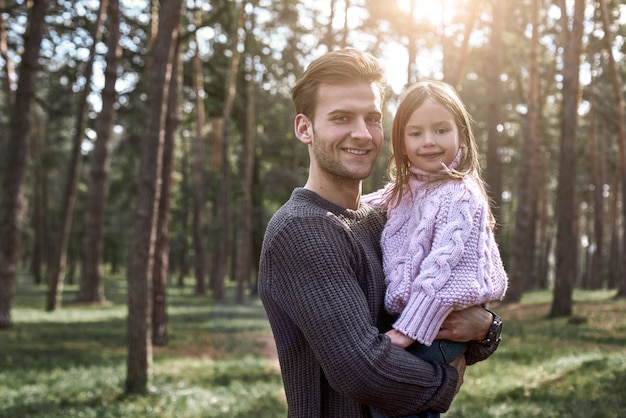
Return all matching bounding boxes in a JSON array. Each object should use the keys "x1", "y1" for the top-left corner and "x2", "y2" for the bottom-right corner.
[
  {"x1": 2, "y1": 274, "x2": 626, "y2": 418},
  {"x1": 0, "y1": 273, "x2": 285, "y2": 418},
  {"x1": 449, "y1": 290, "x2": 626, "y2": 418}
]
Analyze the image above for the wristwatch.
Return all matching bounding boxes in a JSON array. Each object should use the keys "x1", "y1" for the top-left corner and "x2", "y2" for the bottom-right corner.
[{"x1": 478, "y1": 309, "x2": 502, "y2": 346}]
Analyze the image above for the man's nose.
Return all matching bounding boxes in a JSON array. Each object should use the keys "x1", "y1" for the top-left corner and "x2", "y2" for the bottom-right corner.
[{"x1": 351, "y1": 118, "x2": 372, "y2": 140}]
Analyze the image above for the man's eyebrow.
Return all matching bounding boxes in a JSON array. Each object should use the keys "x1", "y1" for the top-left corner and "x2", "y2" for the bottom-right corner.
[
  {"x1": 327, "y1": 109, "x2": 354, "y2": 115},
  {"x1": 324, "y1": 109, "x2": 382, "y2": 118}
]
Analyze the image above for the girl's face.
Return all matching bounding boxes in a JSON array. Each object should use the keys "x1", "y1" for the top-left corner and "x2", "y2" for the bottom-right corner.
[{"x1": 403, "y1": 98, "x2": 461, "y2": 173}]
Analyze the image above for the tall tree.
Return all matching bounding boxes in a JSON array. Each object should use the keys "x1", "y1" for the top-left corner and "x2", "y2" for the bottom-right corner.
[
  {"x1": 175, "y1": 134, "x2": 191, "y2": 288},
  {"x1": 341, "y1": 0, "x2": 350, "y2": 48},
  {"x1": 446, "y1": 0, "x2": 481, "y2": 89},
  {"x1": 152, "y1": 34, "x2": 182, "y2": 347},
  {"x1": 0, "y1": 0, "x2": 49, "y2": 329},
  {"x1": 235, "y1": 5, "x2": 257, "y2": 302},
  {"x1": 79, "y1": 0, "x2": 122, "y2": 304},
  {"x1": 191, "y1": 4, "x2": 207, "y2": 295},
  {"x1": 484, "y1": 0, "x2": 504, "y2": 231},
  {"x1": 506, "y1": 0, "x2": 541, "y2": 303},
  {"x1": 211, "y1": 2, "x2": 246, "y2": 301},
  {"x1": 0, "y1": 10, "x2": 15, "y2": 108},
  {"x1": 607, "y1": 175, "x2": 621, "y2": 289},
  {"x1": 588, "y1": 86, "x2": 605, "y2": 289},
  {"x1": 30, "y1": 112, "x2": 46, "y2": 285},
  {"x1": 597, "y1": 0, "x2": 626, "y2": 298},
  {"x1": 46, "y1": 0, "x2": 108, "y2": 311},
  {"x1": 324, "y1": 0, "x2": 337, "y2": 50},
  {"x1": 406, "y1": 0, "x2": 417, "y2": 86},
  {"x1": 550, "y1": 0, "x2": 585, "y2": 318},
  {"x1": 125, "y1": 0, "x2": 183, "y2": 394}
]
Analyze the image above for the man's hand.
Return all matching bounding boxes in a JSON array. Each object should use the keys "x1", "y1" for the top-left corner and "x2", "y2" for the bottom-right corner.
[
  {"x1": 448, "y1": 354, "x2": 466, "y2": 394},
  {"x1": 436, "y1": 305, "x2": 492, "y2": 342}
]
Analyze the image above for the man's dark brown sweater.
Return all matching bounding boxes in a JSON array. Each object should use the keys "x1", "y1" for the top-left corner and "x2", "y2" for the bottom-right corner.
[{"x1": 259, "y1": 188, "x2": 485, "y2": 417}]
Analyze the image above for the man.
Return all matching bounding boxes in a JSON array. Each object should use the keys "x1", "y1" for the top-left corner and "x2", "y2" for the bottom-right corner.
[{"x1": 258, "y1": 48, "x2": 501, "y2": 417}]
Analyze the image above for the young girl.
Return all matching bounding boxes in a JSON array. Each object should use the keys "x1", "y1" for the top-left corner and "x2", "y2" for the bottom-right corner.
[{"x1": 364, "y1": 80, "x2": 508, "y2": 418}]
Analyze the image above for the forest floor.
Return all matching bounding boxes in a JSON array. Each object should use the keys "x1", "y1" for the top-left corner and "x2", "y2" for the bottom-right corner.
[{"x1": 1, "y1": 273, "x2": 625, "y2": 417}]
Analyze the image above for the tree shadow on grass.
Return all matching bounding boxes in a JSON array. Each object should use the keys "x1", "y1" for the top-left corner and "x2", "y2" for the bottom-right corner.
[{"x1": 0, "y1": 317, "x2": 128, "y2": 372}]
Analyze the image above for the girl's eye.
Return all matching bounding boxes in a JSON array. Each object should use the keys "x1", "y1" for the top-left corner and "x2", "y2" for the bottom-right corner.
[{"x1": 436, "y1": 128, "x2": 449, "y2": 134}]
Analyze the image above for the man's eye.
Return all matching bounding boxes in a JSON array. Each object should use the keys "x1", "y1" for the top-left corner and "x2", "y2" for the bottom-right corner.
[{"x1": 368, "y1": 116, "x2": 381, "y2": 123}]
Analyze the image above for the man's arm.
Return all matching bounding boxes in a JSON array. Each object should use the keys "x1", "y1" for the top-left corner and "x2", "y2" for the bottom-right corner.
[{"x1": 265, "y1": 215, "x2": 459, "y2": 415}]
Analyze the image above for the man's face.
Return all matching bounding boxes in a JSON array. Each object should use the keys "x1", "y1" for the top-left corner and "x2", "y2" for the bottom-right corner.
[{"x1": 297, "y1": 82, "x2": 384, "y2": 183}]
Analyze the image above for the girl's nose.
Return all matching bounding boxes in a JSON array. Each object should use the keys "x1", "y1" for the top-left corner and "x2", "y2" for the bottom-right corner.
[{"x1": 422, "y1": 131, "x2": 435, "y2": 145}]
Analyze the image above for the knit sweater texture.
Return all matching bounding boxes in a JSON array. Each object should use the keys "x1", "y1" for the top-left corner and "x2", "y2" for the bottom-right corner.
[
  {"x1": 370, "y1": 164, "x2": 508, "y2": 346},
  {"x1": 259, "y1": 188, "x2": 463, "y2": 417}
]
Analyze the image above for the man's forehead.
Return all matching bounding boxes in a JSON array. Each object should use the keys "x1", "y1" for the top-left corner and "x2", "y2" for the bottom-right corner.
[{"x1": 317, "y1": 82, "x2": 383, "y2": 110}]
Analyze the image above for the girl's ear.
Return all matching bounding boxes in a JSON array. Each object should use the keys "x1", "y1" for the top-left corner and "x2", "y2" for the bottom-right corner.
[{"x1": 294, "y1": 114, "x2": 313, "y2": 144}]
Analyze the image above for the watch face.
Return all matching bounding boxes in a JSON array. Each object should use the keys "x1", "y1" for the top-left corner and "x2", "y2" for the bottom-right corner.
[
  {"x1": 494, "y1": 322, "x2": 502, "y2": 340},
  {"x1": 479, "y1": 310, "x2": 502, "y2": 345},
  {"x1": 492, "y1": 316, "x2": 502, "y2": 341}
]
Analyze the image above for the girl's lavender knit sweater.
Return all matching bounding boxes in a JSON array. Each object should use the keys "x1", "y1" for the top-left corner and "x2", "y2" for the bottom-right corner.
[{"x1": 364, "y1": 160, "x2": 508, "y2": 346}]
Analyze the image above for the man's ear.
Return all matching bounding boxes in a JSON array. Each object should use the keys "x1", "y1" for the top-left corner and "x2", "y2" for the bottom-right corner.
[{"x1": 294, "y1": 114, "x2": 313, "y2": 144}]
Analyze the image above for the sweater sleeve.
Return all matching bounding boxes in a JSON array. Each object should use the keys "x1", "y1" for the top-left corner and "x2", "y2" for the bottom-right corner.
[
  {"x1": 261, "y1": 213, "x2": 459, "y2": 415},
  {"x1": 391, "y1": 181, "x2": 505, "y2": 345},
  {"x1": 361, "y1": 183, "x2": 393, "y2": 208}
]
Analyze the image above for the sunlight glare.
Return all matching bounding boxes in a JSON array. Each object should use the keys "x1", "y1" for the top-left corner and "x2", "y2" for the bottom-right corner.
[{"x1": 397, "y1": 0, "x2": 459, "y2": 31}]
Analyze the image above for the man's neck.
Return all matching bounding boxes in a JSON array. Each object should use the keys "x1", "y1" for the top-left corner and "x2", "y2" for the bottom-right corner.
[{"x1": 304, "y1": 176, "x2": 361, "y2": 210}]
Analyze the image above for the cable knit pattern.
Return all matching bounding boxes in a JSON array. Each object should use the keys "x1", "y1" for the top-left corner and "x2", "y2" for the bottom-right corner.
[{"x1": 369, "y1": 161, "x2": 508, "y2": 346}]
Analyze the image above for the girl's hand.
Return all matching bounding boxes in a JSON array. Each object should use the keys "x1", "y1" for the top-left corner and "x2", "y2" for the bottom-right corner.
[{"x1": 386, "y1": 329, "x2": 415, "y2": 349}]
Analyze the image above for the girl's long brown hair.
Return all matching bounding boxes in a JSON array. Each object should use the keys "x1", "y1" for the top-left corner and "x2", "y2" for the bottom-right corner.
[{"x1": 386, "y1": 80, "x2": 495, "y2": 226}]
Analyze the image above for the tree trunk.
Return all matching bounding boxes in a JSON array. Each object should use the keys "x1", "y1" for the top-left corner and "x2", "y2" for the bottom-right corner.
[
  {"x1": 324, "y1": 0, "x2": 336, "y2": 50},
  {"x1": 0, "y1": 11, "x2": 16, "y2": 106},
  {"x1": 235, "y1": 43, "x2": 257, "y2": 303},
  {"x1": 46, "y1": 0, "x2": 108, "y2": 311},
  {"x1": 505, "y1": 0, "x2": 540, "y2": 303},
  {"x1": 176, "y1": 132, "x2": 190, "y2": 288},
  {"x1": 191, "y1": 9, "x2": 207, "y2": 295},
  {"x1": 80, "y1": 0, "x2": 121, "y2": 304},
  {"x1": 125, "y1": 0, "x2": 183, "y2": 394},
  {"x1": 0, "y1": 0, "x2": 48, "y2": 330},
  {"x1": 598, "y1": 0, "x2": 626, "y2": 298},
  {"x1": 341, "y1": 0, "x2": 350, "y2": 48},
  {"x1": 30, "y1": 112, "x2": 46, "y2": 285},
  {"x1": 589, "y1": 89, "x2": 605, "y2": 289},
  {"x1": 1, "y1": 11, "x2": 16, "y2": 173},
  {"x1": 212, "y1": 2, "x2": 246, "y2": 301},
  {"x1": 152, "y1": 36, "x2": 181, "y2": 347},
  {"x1": 607, "y1": 177, "x2": 621, "y2": 290},
  {"x1": 406, "y1": 0, "x2": 417, "y2": 87},
  {"x1": 550, "y1": 0, "x2": 584, "y2": 318},
  {"x1": 446, "y1": 0, "x2": 480, "y2": 89},
  {"x1": 484, "y1": 0, "x2": 504, "y2": 234}
]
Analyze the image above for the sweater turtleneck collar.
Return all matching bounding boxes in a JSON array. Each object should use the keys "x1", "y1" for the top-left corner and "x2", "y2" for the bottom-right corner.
[{"x1": 407, "y1": 148, "x2": 463, "y2": 184}]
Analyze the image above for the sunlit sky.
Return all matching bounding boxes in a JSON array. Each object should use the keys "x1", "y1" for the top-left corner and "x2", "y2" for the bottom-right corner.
[{"x1": 297, "y1": 0, "x2": 455, "y2": 94}]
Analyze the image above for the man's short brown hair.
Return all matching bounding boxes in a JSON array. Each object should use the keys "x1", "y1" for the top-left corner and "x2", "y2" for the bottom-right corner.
[{"x1": 292, "y1": 48, "x2": 387, "y2": 120}]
